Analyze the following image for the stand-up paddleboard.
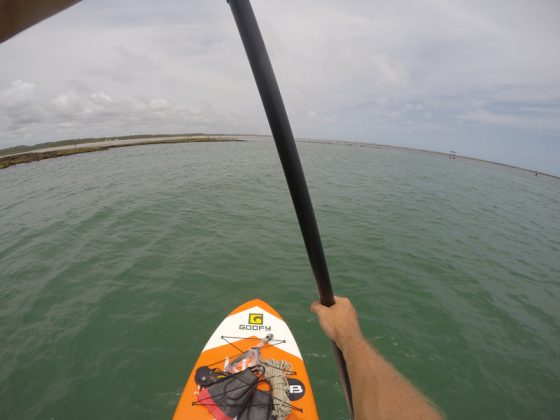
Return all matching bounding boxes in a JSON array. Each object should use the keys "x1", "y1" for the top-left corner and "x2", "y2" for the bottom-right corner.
[{"x1": 173, "y1": 299, "x2": 318, "y2": 419}]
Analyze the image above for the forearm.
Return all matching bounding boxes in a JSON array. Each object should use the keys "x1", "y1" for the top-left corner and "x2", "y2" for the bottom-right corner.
[
  {"x1": 310, "y1": 297, "x2": 442, "y2": 419},
  {"x1": 340, "y1": 334, "x2": 442, "y2": 420}
]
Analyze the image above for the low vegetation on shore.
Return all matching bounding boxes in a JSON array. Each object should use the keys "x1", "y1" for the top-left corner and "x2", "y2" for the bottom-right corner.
[
  {"x1": 0, "y1": 148, "x2": 108, "y2": 169},
  {"x1": 0, "y1": 135, "x2": 240, "y2": 170},
  {"x1": 0, "y1": 133, "x2": 207, "y2": 157}
]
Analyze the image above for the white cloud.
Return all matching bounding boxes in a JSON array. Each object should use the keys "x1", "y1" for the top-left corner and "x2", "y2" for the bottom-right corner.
[
  {"x1": 0, "y1": 80, "x2": 45, "y2": 133},
  {"x1": 0, "y1": 80, "x2": 244, "y2": 144},
  {"x1": 308, "y1": 110, "x2": 335, "y2": 124},
  {"x1": 1, "y1": 79, "x2": 36, "y2": 108},
  {"x1": 459, "y1": 109, "x2": 560, "y2": 131},
  {"x1": 369, "y1": 55, "x2": 408, "y2": 87}
]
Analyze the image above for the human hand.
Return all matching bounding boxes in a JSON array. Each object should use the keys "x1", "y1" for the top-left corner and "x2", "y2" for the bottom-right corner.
[{"x1": 310, "y1": 296, "x2": 362, "y2": 350}]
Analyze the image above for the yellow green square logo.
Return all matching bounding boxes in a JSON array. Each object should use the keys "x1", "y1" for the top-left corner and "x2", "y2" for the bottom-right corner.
[{"x1": 248, "y1": 313, "x2": 263, "y2": 325}]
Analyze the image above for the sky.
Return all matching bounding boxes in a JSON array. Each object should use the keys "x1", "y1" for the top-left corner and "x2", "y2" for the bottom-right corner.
[{"x1": 1, "y1": 0, "x2": 559, "y2": 174}]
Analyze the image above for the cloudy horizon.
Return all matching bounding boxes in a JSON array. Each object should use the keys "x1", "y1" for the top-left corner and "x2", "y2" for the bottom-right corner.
[{"x1": 1, "y1": 0, "x2": 559, "y2": 174}]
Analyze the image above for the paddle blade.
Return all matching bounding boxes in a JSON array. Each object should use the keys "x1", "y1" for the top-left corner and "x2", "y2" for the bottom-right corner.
[{"x1": 0, "y1": 0, "x2": 81, "y2": 43}]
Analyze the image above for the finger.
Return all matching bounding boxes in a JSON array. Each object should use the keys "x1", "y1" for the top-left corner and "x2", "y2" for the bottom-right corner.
[{"x1": 310, "y1": 301, "x2": 326, "y2": 315}]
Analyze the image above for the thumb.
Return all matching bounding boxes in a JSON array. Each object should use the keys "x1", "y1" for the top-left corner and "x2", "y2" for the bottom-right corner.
[{"x1": 310, "y1": 301, "x2": 327, "y2": 316}]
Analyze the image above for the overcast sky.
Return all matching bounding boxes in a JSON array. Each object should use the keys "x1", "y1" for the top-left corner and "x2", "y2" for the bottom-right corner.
[{"x1": 1, "y1": 0, "x2": 559, "y2": 174}]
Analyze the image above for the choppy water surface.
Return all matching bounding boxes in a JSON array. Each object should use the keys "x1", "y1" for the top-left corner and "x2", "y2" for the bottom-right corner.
[{"x1": 1, "y1": 139, "x2": 559, "y2": 419}]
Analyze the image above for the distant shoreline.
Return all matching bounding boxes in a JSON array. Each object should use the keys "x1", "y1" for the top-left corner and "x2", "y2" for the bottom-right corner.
[
  {"x1": 0, "y1": 136, "x2": 241, "y2": 170},
  {"x1": 296, "y1": 138, "x2": 560, "y2": 181},
  {"x1": 1, "y1": 133, "x2": 557, "y2": 180}
]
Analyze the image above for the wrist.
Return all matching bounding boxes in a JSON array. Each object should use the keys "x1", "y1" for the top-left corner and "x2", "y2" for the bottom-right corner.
[{"x1": 336, "y1": 329, "x2": 363, "y2": 354}]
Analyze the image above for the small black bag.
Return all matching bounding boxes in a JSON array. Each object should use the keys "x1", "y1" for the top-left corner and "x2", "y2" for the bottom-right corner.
[
  {"x1": 238, "y1": 390, "x2": 273, "y2": 420},
  {"x1": 196, "y1": 368, "x2": 260, "y2": 419}
]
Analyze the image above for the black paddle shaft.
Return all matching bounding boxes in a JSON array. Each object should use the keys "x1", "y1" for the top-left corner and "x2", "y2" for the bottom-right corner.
[{"x1": 227, "y1": 0, "x2": 354, "y2": 417}]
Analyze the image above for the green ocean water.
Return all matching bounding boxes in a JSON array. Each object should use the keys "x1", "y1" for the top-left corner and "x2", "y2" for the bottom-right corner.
[{"x1": 1, "y1": 138, "x2": 559, "y2": 419}]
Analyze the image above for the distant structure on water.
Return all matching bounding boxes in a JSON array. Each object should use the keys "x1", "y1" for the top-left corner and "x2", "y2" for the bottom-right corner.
[{"x1": 449, "y1": 151, "x2": 456, "y2": 159}]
